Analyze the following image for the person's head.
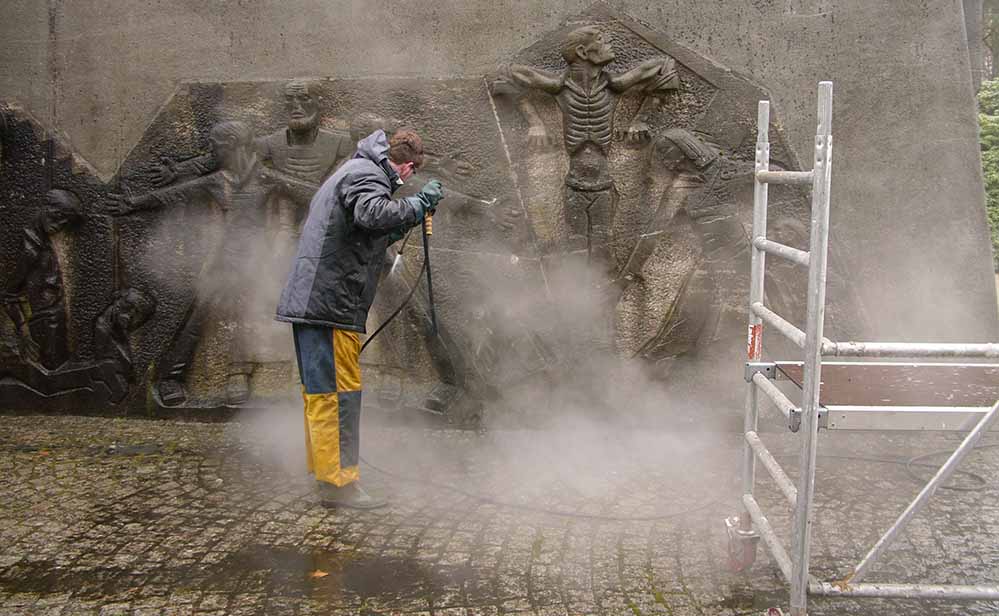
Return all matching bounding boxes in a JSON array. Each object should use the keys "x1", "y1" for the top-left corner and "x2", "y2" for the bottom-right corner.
[
  {"x1": 110, "y1": 287, "x2": 157, "y2": 332},
  {"x1": 209, "y1": 121, "x2": 254, "y2": 166},
  {"x1": 561, "y1": 26, "x2": 615, "y2": 66},
  {"x1": 284, "y1": 80, "x2": 320, "y2": 132},
  {"x1": 41, "y1": 189, "x2": 83, "y2": 234},
  {"x1": 387, "y1": 128, "x2": 425, "y2": 182}
]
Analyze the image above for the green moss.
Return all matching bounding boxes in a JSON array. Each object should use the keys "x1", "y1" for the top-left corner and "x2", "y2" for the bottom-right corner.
[{"x1": 979, "y1": 80, "x2": 999, "y2": 271}]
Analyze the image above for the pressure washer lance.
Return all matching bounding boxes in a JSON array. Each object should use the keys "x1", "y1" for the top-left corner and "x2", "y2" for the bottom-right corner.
[{"x1": 422, "y1": 212, "x2": 438, "y2": 337}]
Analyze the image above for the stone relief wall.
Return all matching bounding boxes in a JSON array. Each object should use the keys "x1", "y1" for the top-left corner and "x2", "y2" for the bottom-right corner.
[{"x1": 0, "y1": 4, "x2": 867, "y2": 421}]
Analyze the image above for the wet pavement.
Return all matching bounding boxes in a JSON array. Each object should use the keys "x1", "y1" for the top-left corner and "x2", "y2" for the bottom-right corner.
[{"x1": 1, "y1": 411, "x2": 998, "y2": 615}]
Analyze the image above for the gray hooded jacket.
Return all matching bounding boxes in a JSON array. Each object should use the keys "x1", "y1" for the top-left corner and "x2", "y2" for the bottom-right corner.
[{"x1": 275, "y1": 130, "x2": 424, "y2": 332}]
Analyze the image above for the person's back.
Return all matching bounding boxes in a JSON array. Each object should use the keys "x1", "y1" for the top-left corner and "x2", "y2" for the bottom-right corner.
[{"x1": 281, "y1": 131, "x2": 419, "y2": 331}]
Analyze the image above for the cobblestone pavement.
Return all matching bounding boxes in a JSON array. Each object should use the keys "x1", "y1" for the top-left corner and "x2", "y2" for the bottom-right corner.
[{"x1": 1, "y1": 411, "x2": 998, "y2": 616}]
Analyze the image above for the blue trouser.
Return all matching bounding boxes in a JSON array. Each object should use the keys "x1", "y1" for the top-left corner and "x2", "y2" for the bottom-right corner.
[{"x1": 291, "y1": 323, "x2": 362, "y2": 486}]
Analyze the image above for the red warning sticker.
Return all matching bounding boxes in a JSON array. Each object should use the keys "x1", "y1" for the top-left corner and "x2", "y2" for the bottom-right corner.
[{"x1": 747, "y1": 323, "x2": 763, "y2": 360}]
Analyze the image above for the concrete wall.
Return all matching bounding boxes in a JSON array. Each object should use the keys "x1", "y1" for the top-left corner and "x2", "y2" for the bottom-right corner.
[{"x1": 3, "y1": 0, "x2": 996, "y2": 341}]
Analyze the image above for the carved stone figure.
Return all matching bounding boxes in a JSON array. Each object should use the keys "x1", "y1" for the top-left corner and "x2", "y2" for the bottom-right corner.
[
  {"x1": 93, "y1": 287, "x2": 158, "y2": 379},
  {"x1": 631, "y1": 129, "x2": 755, "y2": 360},
  {"x1": 498, "y1": 26, "x2": 679, "y2": 271},
  {"x1": 149, "y1": 80, "x2": 354, "y2": 237},
  {"x1": 110, "y1": 120, "x2": 312, "y2": 407},
  {"x1": 2, "y1": 189, "x2": 84, "y2": 370},
  {"x1": 0, "y1": 286, "x2": 156, "y2": 404},
  {"x1": 145, "y1": 81, "x2": 356, "y2": 393}
]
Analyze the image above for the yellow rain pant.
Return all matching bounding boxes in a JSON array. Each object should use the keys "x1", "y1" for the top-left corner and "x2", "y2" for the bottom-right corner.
[{"x1": 292, "y1": 324, "x2": 362, "y2": 487}]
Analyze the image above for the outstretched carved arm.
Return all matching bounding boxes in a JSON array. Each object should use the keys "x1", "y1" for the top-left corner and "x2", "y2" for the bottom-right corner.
[
  {"x1": 259, "y1": 167, "x2": 320, "y2": 237},
  {"x1": 142, "y1": 181, "x2": 204, "y2": 211},
  {"x1": 609, "y1": 57, "x2": 678, "y2": 93},
  {"x1": 495, "y1": 65, "x2": 562, "y2": 148},
  {"x1": 173, "y1": 154, "x2": 217, "y2": 177},
  {"x1": 610, "y1": 57, "x2": 681, "y2": 143},
  {"x1": 508, "y1": 64, "x2": 563, "y2": 94},
  {"x1": 260, "y1": 167, "x2": 319, "y2": 206},
  {"x1": 148, "y1": 136, "x2": 269, "y2": 187},
  {"x1": 107, "y1": 176, "x2": 213, "y2": 216},
  {"x1": 147, "y1": 154, "x2": 218, "y2": 187}
]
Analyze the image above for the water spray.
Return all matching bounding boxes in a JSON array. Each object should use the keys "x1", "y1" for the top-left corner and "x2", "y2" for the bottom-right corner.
[{"x1": 389, "y1": 228, "x2": 414, "y2": 277}]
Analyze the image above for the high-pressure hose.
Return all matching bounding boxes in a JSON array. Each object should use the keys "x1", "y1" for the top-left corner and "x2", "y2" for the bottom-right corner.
[
  {"x1": 360, "y1": 210, "x2": 439, "y2": 354},
  {"x1": 359, "y1": 227, "x2": 428, "y2": 354}
]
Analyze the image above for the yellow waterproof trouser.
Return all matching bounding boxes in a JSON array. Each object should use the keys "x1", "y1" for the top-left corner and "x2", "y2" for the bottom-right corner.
[{"x1": 292, "y1": 324, "x2": 362, "y2": 486}]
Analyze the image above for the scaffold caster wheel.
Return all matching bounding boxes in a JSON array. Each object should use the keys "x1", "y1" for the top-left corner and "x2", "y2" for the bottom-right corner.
[{"x1": 724, "y1": 514, "x2": 760, "y2": 573}]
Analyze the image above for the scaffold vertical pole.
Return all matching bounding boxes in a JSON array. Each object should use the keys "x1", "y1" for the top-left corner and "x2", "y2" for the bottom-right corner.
[
  {"x1": 789, "y1": 81, "x2": 834, "y2": 616},
  {"x1": 742, "y1": 100, "x2": 771, "y2": 509}
]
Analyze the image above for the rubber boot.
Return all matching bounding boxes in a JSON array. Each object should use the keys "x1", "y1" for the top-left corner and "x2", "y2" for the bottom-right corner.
[
  {"x1": 157, "y1": 379, "x2": 187, "y2": 406},
  {"x1": 318, "y1": 482, "x2": 387, "y2": 510},
  {"x1": 226, "y1": 373, "x2": 250, "y2": 406}
]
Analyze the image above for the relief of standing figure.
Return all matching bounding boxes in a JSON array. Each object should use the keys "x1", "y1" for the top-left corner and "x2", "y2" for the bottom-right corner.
[
  {"x1": 148, "y1": 80, "x2": 354, "y2": 240},
  {"x1": 2, "y1": 189, "x2": 84, "y2": 370},
  {"x1": 109, "y1": 121, "x2": 315, "y2": 407},
  {"x1": 497, "y1": 26, "x2": 679, "y2": 273},
  {"x1": 146, "y1": 81, "x2": 357, "y2": 378}
]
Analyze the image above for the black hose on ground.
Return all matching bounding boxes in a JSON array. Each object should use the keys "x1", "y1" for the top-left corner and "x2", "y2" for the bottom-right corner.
[
  {"x1": 902, "y1": 443, "x2": 999, "y2": 492},
  {"x1": 359, "y1": 453, "x2": 722, "y2": 521},
  {"x1": 359, "y1": 447, "x2": 998, "y2": 522}
]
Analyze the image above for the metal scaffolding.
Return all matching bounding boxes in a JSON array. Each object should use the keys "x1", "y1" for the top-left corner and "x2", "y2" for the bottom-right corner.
[{"x1": 726, "y1": 81, "x2": 999, "y2": 615}]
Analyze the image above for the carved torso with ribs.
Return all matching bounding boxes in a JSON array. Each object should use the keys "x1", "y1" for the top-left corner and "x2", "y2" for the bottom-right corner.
[
  {"x1": 261, "y1": 128, "x2": 354, "y2": 185},
  {"x1": 555, "y1": 71, "x2": 618, "y2": 191}
]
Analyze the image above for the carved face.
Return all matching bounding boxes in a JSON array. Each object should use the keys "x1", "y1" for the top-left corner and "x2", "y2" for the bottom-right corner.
[
  {"x1": 42, "y1": 190, "x2": 82, "y2": 234},
  {"x1": 209, "y1": 133, "x2": 253, "y2": 167},
  {"x1": 578, "y1": 32, "x2": 615, "y2": 66},
  {"x1": 113, "y1": 289, "x2": 156, "y2": 332},
  {"x1": 209, "y1": 134, "x2": 234, "y2": 165},
  {"x1": 208, "y1": 121, "x2": 254, "y2": 169},
  {"x1": 285, "y1": 84, "x2": 319, "y2": 131},
  {"x1": 43, "y1": 210, "x2": 72, "y2": 234}
]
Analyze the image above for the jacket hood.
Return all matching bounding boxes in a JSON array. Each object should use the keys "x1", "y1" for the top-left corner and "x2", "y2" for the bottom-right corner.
[
  {"x1": 353, "y1": 129, "x2": 401, "y2": 187},
  {"x1": 354, "y1": 129, "x2": 389, "y2": 164}
]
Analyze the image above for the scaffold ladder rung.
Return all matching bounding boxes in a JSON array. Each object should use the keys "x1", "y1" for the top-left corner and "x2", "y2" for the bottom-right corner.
[
  {"x1": 756, "y1": 169, "x2": 814, "y2": 185},
  {"x1": 752, "y1": 372, "x2": 797, "y2": 424},
  {"x1": 753, "y1": 237, "x2": 811, "y2": 267},
  {"x1": 751, "y1": 302, "x2": 807, "y2": 348},
  {"x1": 745, "y1": 431, "x2": 797, "y2": 505}
]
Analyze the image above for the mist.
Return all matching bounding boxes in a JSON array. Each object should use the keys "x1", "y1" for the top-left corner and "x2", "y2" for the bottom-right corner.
[{"x1": 232, "y1": 241, "x2": 745, "y2": 520}]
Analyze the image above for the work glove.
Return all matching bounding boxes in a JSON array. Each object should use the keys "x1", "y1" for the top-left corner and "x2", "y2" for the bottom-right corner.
[
  {"x1": 386, "y1": 226, "x2": 407, "y2": 244},
  {"x1": 415, "y1": 180, "x2": 444, "y2": 216}
]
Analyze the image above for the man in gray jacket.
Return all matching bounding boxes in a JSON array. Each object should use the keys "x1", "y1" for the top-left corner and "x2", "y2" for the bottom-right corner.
[{"x1": 276, "y1": 128, "x2": 443, "y2": 509}]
